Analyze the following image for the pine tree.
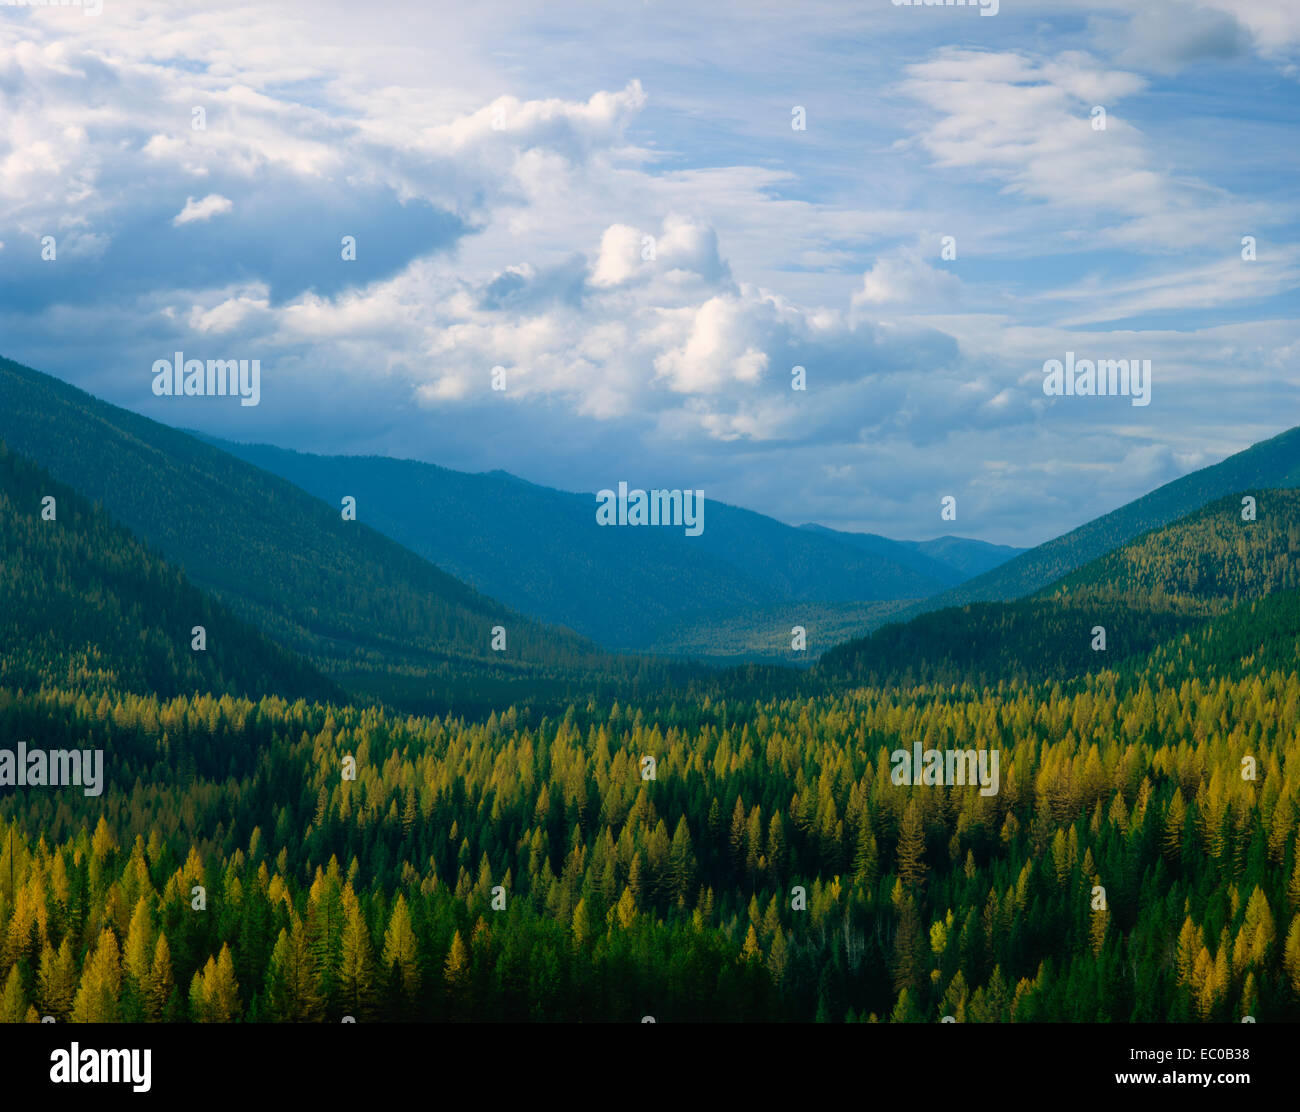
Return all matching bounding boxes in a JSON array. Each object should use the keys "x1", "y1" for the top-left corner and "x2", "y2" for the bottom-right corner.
[
  {"x1": 124, "y1": 896, "x2": 154, "y2": 991},
  {"x1": 188, "y1": 967, "x2": 209, "y2": 1022},
  {"x1": 37, "y1": 938, "x2": 77, "y2": 1022},
  {"x1": 305, "y1": 868, "x2": 344, "y2": 1010},
  {"x1": 614, "y1": 886, "x2": 637, "y2": 931},
  {"x1": 1163, "y1": 789, "x2": 1187, "y2": 860},
  {"x1": 728, "y1": 796, "x2": 747, "y2": 868},
  {"x1": 1090, "y1": 903, "x2": 1108, "y2": 956},
  {"x1": 1175, "y1": 917, "x2": 1200, "y2": 985},
  {"x1": 1238, "y1": 886, "x2": 1276, "y2": 968},
  {"x1": 1283, "y1": 914, "x2": 1300, "y2": 995},
  {"x1": 206, "y1": 944, "x2": 241, "y2": 1022},
  {"x1": 0, "y1": 965, "x2": 27, "y2": 1023},
  {"x1": 1288, "y1": 837, "x2": 1300, "y2": 911},
  {"x1": 71, "y1": 928, "x2": 123, "y2": 1023},
  {"x1": 897, "y1": 801, "x2": 928, "y2": 889},
  {"x1": 766, "y1": 926, "x2": 789, "y2": 986},
  {"x1": 889, "y1": 986, "x2": 921, "y2": 1022},
  {"x1": 892, "y1": 892, "x2": 925, "y2": 997},
  {"x1": 91, "y1": 816, "x2": 116, "y2": 862},
  {"x1": 767, "y1": 812, "x2": 788, "y2": 879},
  {"x1": 443, "y1": 930, "x2": 470, "y2": 1019},
  {"x1": 852, "y1": 823, "x2": 878, "y2": 886},
  {"x1": 667, "y1": 818, "x2": 696, "y2": 904},
  {"x1": 147, "y1": 933, "x2": 174, "y2": 1021},
  {"x1": 268, "y1": 916, "x2": 321, "y2": 1021},
  {"x1": 381, "y1": 894, "x2": 420, "y2": 1000},
  {"x1": 570, "y1": 898, "x2": 593, "y2": 950},
  {"x1": 339, "y1": 896, "x2": 375, "y2": 1019}
]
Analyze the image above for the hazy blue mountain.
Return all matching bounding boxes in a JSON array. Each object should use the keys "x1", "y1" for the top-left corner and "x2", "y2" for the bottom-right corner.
[
  {"x1": 903, "y1": 534, "x2": 1027, "y2": 578},
  {"x1": 798, "y1": 523, "x2": 1024, "y2": 581},
  {"x1": 199, "y1": 437, "x2": 963, "y2": 648}
]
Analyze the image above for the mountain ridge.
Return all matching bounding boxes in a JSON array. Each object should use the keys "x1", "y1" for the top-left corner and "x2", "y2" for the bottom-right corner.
[
  {"x1": 0, "y1": 355, "x2": 630, "y2": 715},
  {"x1": 818, "y1": 487, "x2": 1300, "y2": 688},
  {"x1": 0, "y1": 440, "x2": 340, "y2": 703},
  {"x1": 888, "y1": 425, "x2": 1300, "y2": 623},
  {"x1": 199, "y1": 435, "x2": 1020, "y2": 651}
]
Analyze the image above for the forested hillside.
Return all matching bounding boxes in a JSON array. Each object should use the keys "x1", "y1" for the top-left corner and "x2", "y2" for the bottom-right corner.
[
  {"x1": 0, "y1": 358, "x2": 661, "y2": 716},
  {"x1": 1043, "y1": 490, "x2": 1300, "y2": 612},
  {"x1": 1146, "y1": 590, "x2": 1300, "y2": 685},
  {"x1": 798, "y1": 524, "x2": 1024, "y2": 580},
  {"x1": 819, "y1": 490, "x2": 1300, "y2": 688},
  {"x1": 894, "y1": 426, "x2": 1300, "y2": 620},
  {"x1": 0, "y1": 442, "x2": 337, "y2": 703},
  {"x1": 2, "y1": 361, "x2": 1297, "y2": 1026}
]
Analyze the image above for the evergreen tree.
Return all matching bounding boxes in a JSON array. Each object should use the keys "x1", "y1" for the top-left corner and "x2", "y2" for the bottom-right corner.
[
  {"x1": 0, "y1": 965, "x2": 26, "y2": 1023},
  {"x1": 147, "y1": 933, "x2": 175, "y2": 1022},
  {"x1": 897, "y1": 802, "x2": 928, "y2": 890},
  {"x1": 70, "y1": 928, "x2": 123, "y2": 1023},
  {"x1": 381, "y1": 894, "x2": 421, "y2": 1002}
]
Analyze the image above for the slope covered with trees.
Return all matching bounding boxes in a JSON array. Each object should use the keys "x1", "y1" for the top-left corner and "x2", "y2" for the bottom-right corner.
[
  {"x1": 1145, "y1": 590, "x2": 1300, "y2": 686},
  {"x1": 892, "y1": 426, "x2": 1300, "y2": 621},
  {"x1": 0, "y1": 442, "x2": 337, "y2": 703},
  {"x1": 1043, "y1": 489, "x2": 1300, "y2": 611},
  {"x1": 0, "y1": 357, "x2": 666, "y2": 716},
  {"x1": 819, "y1": 490, "x2": 1300, "y2": 688},
  {"x1": 2, "y1": 362, "x2": 1297, "y2": 1026},
  {"x1": 798, "y1": 524, "x2": 1024, "y2": 580}
]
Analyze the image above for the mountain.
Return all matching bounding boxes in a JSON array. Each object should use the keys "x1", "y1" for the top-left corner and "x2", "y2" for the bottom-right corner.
[
  {"x1": 798, "y1": 523, "x2": 1024, "y2": 580},
  {"x1": 819, "y1": 489, "x2": 1300, "y2": 687},
  {"x1": 0, "y1": 442, "x2": 338, "y2": 702},
  {"x1": 0, "y1": 355, "x2": 646, "y2": 715},
  {"x1": 903, "y1": 534, "x2": 1027, "y2": 579},
  {"x1": 198, "y1": 436, "x2": 963, "y2": 650},
  {"x1": 1144, "y1": 588, "x2": 1300, "y2": 684},
  {"x1": 886, "y1": 424, "x2": 1300, "y2": 623},
  {"x1": 1039, "y1": 489, "x2": 1300, "y2": 611}
]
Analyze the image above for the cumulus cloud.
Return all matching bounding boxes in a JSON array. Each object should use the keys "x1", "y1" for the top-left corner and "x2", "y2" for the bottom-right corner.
[
  {"x1": 0, "y1": 1, "x2": 1295, "y2": 546},
  {"x1": 173, "y1": 193, "x2": 234, "y2": 225},
  {"x1": 590, "y1": 224, "x2": 644, "y2": 288},
  {"x1": 1191, "y1": 0, "x2": 1300, "y2": 60},
  {"x1": 852, "y1": 252, "x2": 962, "y2": 309},
  {"x1": 653, "y1": 295, "x2": 770, "y2": 394}
]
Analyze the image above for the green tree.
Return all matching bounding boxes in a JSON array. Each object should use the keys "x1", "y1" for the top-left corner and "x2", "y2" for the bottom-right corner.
[
  {"x1": 381, "y1": 894, "x2": 420, "y2": 1002},
  {"x1": 70, "y1": 928, "x2": 123, "y2": 1023}
]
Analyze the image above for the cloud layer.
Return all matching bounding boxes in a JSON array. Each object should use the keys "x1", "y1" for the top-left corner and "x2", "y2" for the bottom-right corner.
[{"x1": 0, "y1": 0, "x2": 1296, "y2": 545}]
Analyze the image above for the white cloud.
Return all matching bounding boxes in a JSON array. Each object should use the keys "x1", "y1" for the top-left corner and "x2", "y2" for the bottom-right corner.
[
  {"x1": 172, "y1": 193, "x2": 234, "y2": 225},
  {"x1": 186, "y1": 287, "x2": 272, "y2": 333},
  {"x1": 897, "y1": 47, "x2": 1275, "y2": 257},
  {"x1": 589, "y1": 224, "x2": 643, "y2": 288},
  {"x1": 852, "y1": 252, "x2": 962, "y2": 309},
  {"x1": 653, "y1": 295, "x2": 771, "y2": 395},
  {"x1": 0, "y1": 1, "x2": 1295, "y2": 546}
]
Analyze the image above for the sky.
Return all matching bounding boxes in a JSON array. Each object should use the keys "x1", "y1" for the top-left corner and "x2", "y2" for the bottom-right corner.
[{"x1": 1, "y1": 0, "x2": 1297, "y2": 546}]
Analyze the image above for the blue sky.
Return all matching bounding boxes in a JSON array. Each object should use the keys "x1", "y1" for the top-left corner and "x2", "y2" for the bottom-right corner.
[{"x1": 1, "y1": 0, "x2": 1297, "y2": 545}]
